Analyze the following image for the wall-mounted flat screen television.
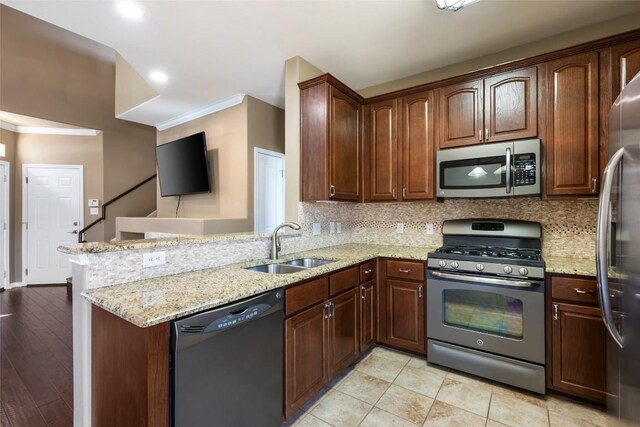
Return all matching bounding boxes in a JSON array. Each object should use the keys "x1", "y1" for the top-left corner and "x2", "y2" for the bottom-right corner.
[{"x1": 156, "y1": 131, "x2": 211, "y2": 197}]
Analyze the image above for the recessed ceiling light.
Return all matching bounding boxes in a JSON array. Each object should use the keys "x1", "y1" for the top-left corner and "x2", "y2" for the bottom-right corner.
[
  {"x1": 149, "y1": 70, "x2": 169, "y2": 84},
  {"x1": 435, "y1": 0, "x2": 480, "y2": 12},
  {"x1": 116, "y1": 1, "x2": 143, "y2": 20}
]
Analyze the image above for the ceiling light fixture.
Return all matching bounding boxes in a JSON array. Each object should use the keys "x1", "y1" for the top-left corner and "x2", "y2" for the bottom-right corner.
[
  {"x1": 116, "y1": 1, "x2": 143, "y2": 20},
  {"x1": 434, "y1": 0, "x2": 480, "y2": 12},
  {"x1": 149, "y1": 70, "x2": 169, "y2": 84}
]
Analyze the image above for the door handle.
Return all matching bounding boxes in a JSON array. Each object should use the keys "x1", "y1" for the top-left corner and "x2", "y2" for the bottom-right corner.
[
  {"x1": 597, "y1": 146, "x2": 624, "y2": 348},
  {"x1": 68, "y1": 230, "x2": 78, "y2": 234},
  {"x1": 505, "y1": 147, "x2": 512, "y2": 194}
]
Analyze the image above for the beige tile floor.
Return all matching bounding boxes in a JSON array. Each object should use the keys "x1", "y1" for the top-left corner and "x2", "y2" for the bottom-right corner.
[{"x1": 283, "y1": 346, "x2": 607, "y2": 427}]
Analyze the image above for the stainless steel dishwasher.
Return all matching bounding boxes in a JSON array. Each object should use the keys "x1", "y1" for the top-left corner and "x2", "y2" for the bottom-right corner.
[{"x1": 170, "y1": 288, "x2": 284, "y2": 427}]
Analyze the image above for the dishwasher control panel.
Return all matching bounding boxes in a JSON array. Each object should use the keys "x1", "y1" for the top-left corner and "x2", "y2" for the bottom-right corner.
[{"x1": 205, "y1": 303, "x2": 272, "y2": 332}]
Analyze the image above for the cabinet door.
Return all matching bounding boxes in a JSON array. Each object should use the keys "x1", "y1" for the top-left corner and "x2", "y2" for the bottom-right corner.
[
  {"x1": 484, "y1": 67, "x2": 537, "y2": 143},
  {"x1": 285, "y1": 303, "x2": 328, "y2": 417},
  {"x1": 330, "y1": 87, "x2": 361, "y2": 201},
  {"x1": 402, "y1": 91, "x2": 435, "y2": 200},
  {"x1": 551, "y1": 302, "x2": 606, "y2": 402},
  {"x1": 611, "y1": 39, "x2": 640, "y2": 99},
  {"x1": 438, "y1": 79, "x2": 483, "y2": 149},
  {"x1": 328, "y1": 288, "x2": 360, "y2": 376},
  {"x1": 369, "y1": 99, "x2": 398, "y2": 201},
  {"x1": 545, "y1": 52, "x2": 599, "y2": 196},
  {"x1": 386, "y1": 279, "x2": 425, "y2": 353},
  {"x1": 360, "y1": 280, "x2": 376, "y2": 353}
]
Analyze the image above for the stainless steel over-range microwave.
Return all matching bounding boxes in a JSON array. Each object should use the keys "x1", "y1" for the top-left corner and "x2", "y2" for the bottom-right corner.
[{"x1": 436, "y1": 139, "x2": 541, "y2": 198}]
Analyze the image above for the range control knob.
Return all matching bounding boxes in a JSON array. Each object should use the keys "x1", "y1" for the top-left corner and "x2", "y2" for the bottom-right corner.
[
  {"x1": 438, "y1": 260, "x2": 447, "y2": 268},
  {"x1": 518, "y1": 267, "x2": 529, "y2": 276},
  {"x1": 476, "y1": 263, "x2": 485, "y2": 271},
  {"x1": 451, "y1": 261, "x2": 459, "y2": 269},
  {"x1": 503, "y1": 266, "x2": 513, "y2": 274}
]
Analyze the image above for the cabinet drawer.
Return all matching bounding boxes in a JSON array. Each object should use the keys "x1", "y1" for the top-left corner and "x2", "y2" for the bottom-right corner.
[
  {"x1": 286, "y1": 277, "x2": 329, "y2": 315},
  {"x1": 551, "y1": 276, "x2": 598, "y2": 305},
  {"x1": 330, "y1": 267, "x2": 359, "y2": 296},
  {"x1": 385, "y1": 260, "x2": 425, "y2": 281},
  {"x1": 360, "y1": 261, "x2": 375, "y2": 283}
]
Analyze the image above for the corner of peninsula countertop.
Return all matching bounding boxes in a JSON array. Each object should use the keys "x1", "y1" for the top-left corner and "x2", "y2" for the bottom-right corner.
[{"x1": 81, "y1": 243, "x2": 436, "y2": 328}]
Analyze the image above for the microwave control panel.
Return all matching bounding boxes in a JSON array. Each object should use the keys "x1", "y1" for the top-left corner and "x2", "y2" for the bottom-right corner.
[{"x1": 514, "y1": 154, "x2": 536, "y2": 186}]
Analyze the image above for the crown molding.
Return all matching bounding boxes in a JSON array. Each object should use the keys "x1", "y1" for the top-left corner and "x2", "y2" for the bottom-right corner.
[
  {"x1": 0, "y1": 121, "x2": 100, "y2": 136},
  {"x1": 155, "y1": 94, "x2": 246, "y2": 131}
]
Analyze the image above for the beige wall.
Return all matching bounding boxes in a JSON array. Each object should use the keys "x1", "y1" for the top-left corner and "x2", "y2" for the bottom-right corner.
[
  {"x1": 359, "y1": 12, "x2": 640, "y2": 97},
  {"x1": 12, "y1": 133, "x2": 104, "y2": 282},
  {"x1": 284, "y1": 57, "x2": 324, "y2": 222},
  {"x1": 0, "y1": 5, "x2": 157, "y2": 246},
  {"x1": 156, "y1": 96, "x2": 284, "y2": 232},
  {"x1": 115, "y1": 53, "x2": 158, "y2": 117},
  {"x1": 0, "y1": 129, "x2": 17, "y2": 282}
]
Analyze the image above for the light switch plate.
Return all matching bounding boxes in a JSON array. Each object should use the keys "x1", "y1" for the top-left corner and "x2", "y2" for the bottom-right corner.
[
  {"x1": 329, "y1": 222, "x2": 335, "y2": 234},
  {"x1": 336, "y1": 222, "x2": 342, "y2": 234},
  {"x1": 90, "y1": 207, "x2": 99, "y2": 216},
  {"x1": 143, "y1": 251, "x2": 166, "y2": 268},
  {"x1": 396, "y1": 223, "x2": 405, "y2": 234},
  {"x1": 312, "y1": 223, "x2": 321, "y2": 236},
  {"x1": 426, "y1": 223, "x2": 434, "y2": 235},
  {"x1": 88, "y1": 199, "x2": 100, "y2": 207}
]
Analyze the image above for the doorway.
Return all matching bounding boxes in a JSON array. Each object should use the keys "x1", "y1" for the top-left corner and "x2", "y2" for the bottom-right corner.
[
  {"x1": 22, "y1": 164, "x2": 83, "y2": 285},
  {"x1": 254, "y1": 148, "x2": 284, "y2": 233},
  {"x1": 0, "y1": 160, "x2": 8, "y2": 289}
]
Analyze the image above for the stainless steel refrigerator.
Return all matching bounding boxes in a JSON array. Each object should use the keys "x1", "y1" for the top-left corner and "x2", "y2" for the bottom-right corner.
[{"x1": 597, "y1": 71, "x2": 640, "y2": 426}]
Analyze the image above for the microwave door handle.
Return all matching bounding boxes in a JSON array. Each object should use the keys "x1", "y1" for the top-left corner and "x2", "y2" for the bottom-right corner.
[
  {"x1": 597, "y1": 147, "x2": 625, "y2": 349},
  {"x1": 505, "y1": 147, "x2": 512, "y2": 194}
]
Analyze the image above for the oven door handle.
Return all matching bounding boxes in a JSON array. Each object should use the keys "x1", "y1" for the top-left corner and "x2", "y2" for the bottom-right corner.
[{"x1": 430, "y1": 270, "x2": 541, "y2": 288}]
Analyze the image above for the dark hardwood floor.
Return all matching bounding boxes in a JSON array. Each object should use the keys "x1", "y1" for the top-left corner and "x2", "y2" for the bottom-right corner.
[{"x1": 0, "y1": 286, "x2": 73, "y2": 427}]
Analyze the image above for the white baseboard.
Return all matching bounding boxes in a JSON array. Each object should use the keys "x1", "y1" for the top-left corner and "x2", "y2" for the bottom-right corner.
[{"x1": 6, "y1": 282, "x2": 26, "y2": 289}]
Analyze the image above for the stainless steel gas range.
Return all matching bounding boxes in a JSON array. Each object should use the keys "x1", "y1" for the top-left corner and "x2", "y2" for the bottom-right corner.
[{"x1": 427, "y1": 219, "x2": 546, "y2": 394}]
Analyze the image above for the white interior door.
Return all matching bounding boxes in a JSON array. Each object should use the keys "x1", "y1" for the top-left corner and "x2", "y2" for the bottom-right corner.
[
  {"x1": 254, "y1": 149, "x2": 284, "y2": 232},
  {"x1": 24, "y1": 165, "x2": 82, "y2": 284},
  {"x1": 0, "y1": 161, "x2": 8, "y2": 289}
]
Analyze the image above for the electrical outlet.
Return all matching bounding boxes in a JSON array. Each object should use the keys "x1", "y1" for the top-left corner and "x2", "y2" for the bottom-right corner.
[
  {"x1": 329, "y1": 221, "x2": 335, "y2": 234},
  {"x1": 90, "y1": 207, "x2": 99, "y2": 216},
  {"x1": 312, "y1": 223, "x2": 321, "y2": 236},
  {"x1": 396, "y1": 223, "x2": 405, "y2": 234},
  {"x1": 143, "y1": 251, "x2": 166, "y2": 268},
  {"x1": 426, "y1": 223, "x2": 434, "y2": 235},
  {"x1": 336, "y1": 222, "x2": 342, "y2": 234}
]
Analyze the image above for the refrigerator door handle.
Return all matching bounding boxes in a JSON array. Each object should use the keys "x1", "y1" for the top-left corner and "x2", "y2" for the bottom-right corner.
[{"x1": 597, "y1": 146, "x2": 625, "y2": 349}]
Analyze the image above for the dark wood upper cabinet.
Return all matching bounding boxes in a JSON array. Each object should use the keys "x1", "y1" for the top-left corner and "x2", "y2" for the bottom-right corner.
[
  {"x1": 550, "y1": 302, "x2": 607, "y2": 402},
  {"x1": 328, "y1": 288, "x2": 360, "y2": 376},
  {"x1": 545, "y1": 52, "x2": 600, "y2": 196},
  {"x1": 438, "y1": 79, "x2": 483, "y2": 149},
  {"x1": 299, "y1": 75, "x2": 362, "y2": 202},
  {"x1": 611, "y1": 39, "x2": 640, "y2": 99},
  {"x1": 369, "y1": 99, "x2": 398, "y2": 201},
  {"x1": 484, "y1": 67, "x2": 538, "y2": 143},
  {"x1": 402, "y1": 91, "x2": 435, "y2": 200}
]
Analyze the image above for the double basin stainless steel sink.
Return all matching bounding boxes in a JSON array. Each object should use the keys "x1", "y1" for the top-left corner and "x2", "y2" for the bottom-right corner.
[{"x1": 245, "y1": 258, "x2": 333, "y2": 274}]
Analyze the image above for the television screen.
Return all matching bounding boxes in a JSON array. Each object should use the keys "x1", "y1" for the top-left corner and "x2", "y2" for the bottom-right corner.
[{"x1": 156, "y1": 132, "x2": 211, "y2": 197}]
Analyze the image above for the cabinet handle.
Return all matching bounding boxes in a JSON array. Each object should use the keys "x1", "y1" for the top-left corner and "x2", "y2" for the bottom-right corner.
[
  {"x1": 574, "y1": 288, "x2": 595, "y2": 295},
  {"x1": 329, "y1": 302, "x2": 335, "y2": 318},
  {"x1": 392, "y1": 188, "x2": 397, "y2": 199},
  {"x1": 592, "y1": 178, "x2": 598, "y2": 194},
  {"x1": 330, "y1": 185, "x2": 336, "y2": 197},
  {"x1": 485, "y1": 129, "x2": 489, "y2": 142},
  {"x1": 361, "y1": 286, "x2": 366, "y2": 300},
  {"x1": 553, "y1": 304, "x2": 559, "y2": 321},
  {"x1": 418, "y1": 285, "x2": 423, "y2": 298},
  {"x1": 479, "y1": 130, "x2": 482, "y2": 142},
  {"x1": 402, "y1": 188, "x2": 407, "y2": 199},
  {"x1": 398, "y1": 269, "x2": 411, "y2": 273},
  {"x1": 324, "y1": 303, "x2": 330, "y2": 319},
  {"x1": 364, "y1": 269, "x2": 372, "y2": 275}
]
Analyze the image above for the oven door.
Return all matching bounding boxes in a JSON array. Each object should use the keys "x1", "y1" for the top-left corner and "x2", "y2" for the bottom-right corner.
[{"x1": 427, "y1": 269, "x2": 545, "y2": 364}]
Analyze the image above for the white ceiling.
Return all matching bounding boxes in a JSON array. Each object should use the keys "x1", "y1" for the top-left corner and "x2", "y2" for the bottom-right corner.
[{"x1": 5, "y1": 0, "x2": 640, "y2": 128}]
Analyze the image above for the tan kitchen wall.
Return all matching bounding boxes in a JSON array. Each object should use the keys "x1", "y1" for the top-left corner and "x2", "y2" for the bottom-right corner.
[
  {"x1": 0, "y1": 129, "x2": 18, "y2": 282},
  {"x1": 13, "y1": 133, "x2": 105, "y2": 283},
  {"x1": 0, "y1": 5, "x2": 157, "y2": 248},
  {"x1": 359, "y1": 12, "x2": 640, "y2": 97}
]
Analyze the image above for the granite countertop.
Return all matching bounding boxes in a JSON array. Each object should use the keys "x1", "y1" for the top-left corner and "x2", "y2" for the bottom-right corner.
[
  {"x1": 82, "y1": 244, "x2": 435, "y2": 328},
  {"x1": 544, "y1": 255, "x2": 596, "y2": 277}
]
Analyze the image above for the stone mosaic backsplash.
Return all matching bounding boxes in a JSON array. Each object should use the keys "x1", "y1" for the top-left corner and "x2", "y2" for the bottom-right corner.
[{"x1": 295, "y1": 198, "x2": 598, "y2": 258}]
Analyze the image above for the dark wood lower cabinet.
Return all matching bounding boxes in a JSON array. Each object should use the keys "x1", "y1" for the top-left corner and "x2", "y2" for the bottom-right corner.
[
  {"x1": 284, "y1": 302, "x2": 328, "y2": 418},
  {"x1": 385, "y1": 279, "x2": 425, "y2": 353},
  {"x1": 360, "y1": 280, "x2": 376, "y2": 353},
  {"x1": 550, "y1": 302, "x2": 607, "y2": 403},
  {"x1": 328, "y1": 289, "x2": 360, "y2": 376}
]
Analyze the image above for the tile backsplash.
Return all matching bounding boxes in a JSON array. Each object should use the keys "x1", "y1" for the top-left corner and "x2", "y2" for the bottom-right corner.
[{"x1": 296, "y1": 198, "x2": 598, "y2": 258}]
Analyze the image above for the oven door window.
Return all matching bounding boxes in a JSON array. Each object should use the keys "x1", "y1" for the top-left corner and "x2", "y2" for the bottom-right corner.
[
  {"x1": 443, "y1": 289, "x2": 524, "y2": 339},
  {"x1": 440, "y1": 156, "x2": 507, "y2": 189}
]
